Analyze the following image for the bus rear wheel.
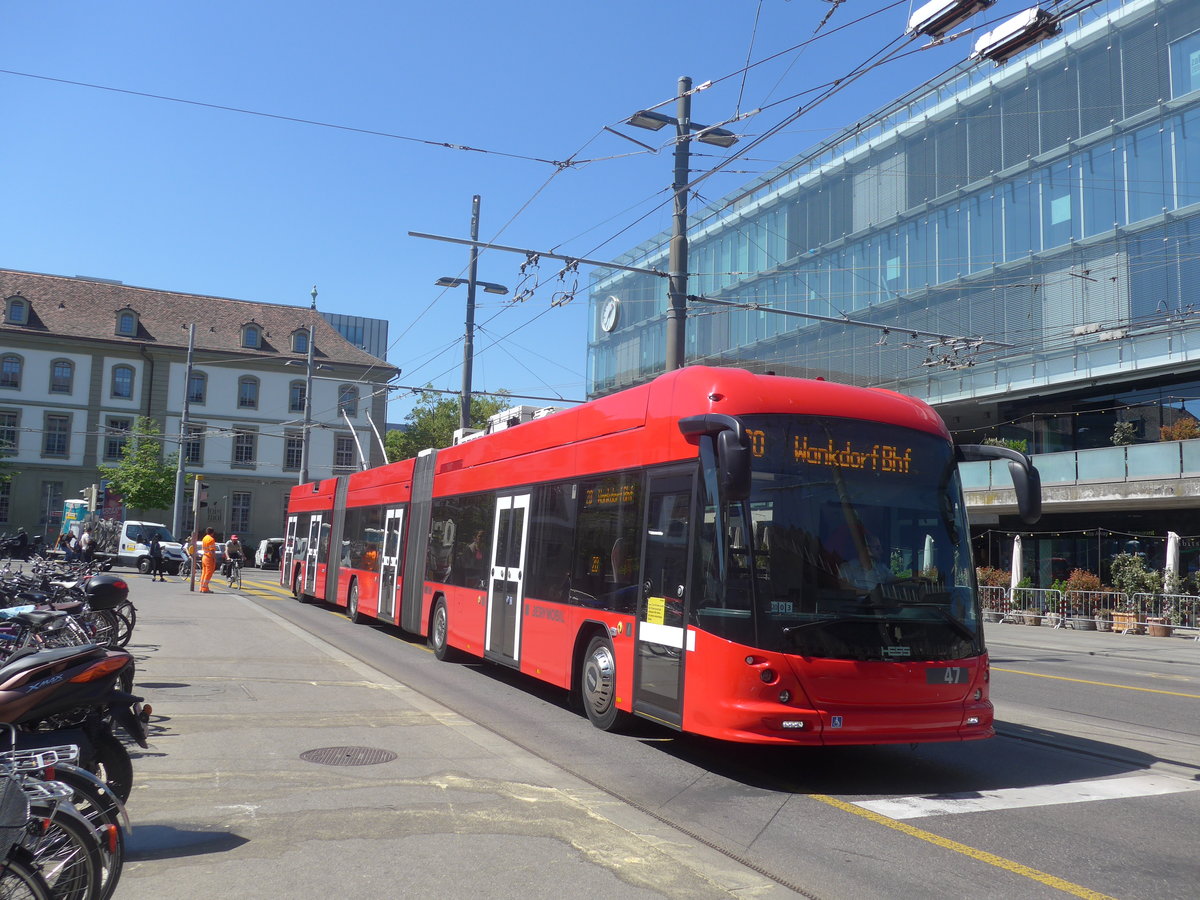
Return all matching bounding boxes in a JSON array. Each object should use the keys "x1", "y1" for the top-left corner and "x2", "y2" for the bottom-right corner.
[
  {"x1": 346, "y1": 581, "x2": 366, "y2": 625},
  {"x1": 581, "y1": 634, "x2": 626, "y2": 731},
  {"x1": 428, "y1": 598, "x2": 457, "y2": 662}
]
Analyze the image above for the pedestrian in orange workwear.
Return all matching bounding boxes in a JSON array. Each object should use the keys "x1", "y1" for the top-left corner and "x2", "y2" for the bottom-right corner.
[{"x1": 199, "y1": 527, "x2": 218, "y2": 593}]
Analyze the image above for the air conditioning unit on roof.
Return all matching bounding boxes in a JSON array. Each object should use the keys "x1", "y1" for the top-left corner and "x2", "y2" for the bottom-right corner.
[{"x1": 486, "y1": 405, "x2": 541, "y2": 433}]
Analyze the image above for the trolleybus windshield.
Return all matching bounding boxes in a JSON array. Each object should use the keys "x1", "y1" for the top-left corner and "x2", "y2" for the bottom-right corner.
[{"x1": 694, "y1": 415, "x2": 979, "y2": 662}]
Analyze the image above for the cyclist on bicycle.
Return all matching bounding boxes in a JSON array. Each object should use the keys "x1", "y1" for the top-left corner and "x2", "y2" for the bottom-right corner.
[{"x1": 223, "y1": 534, "x2": 245, "y2": 578}]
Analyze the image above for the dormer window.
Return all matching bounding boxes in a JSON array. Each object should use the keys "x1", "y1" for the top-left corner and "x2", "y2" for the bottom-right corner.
[
  {"x1": 115, "y1": 308, "x2": 138, "y2": 337},
  {"x1": 291, "y1": 329, "x2": 309, "y2": 354},
  {"x1": 241, "y1": 323, "x2": 261, "y2": 349},
  {"x1": 4, "y1": 297, "x2": 28, "y2": 325}
]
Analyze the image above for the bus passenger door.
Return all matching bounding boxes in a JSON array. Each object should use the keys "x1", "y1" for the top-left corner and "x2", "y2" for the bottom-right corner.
[
  {"x1": 303, "y1": 514, "x2": 322, "y2": 595},
  {"x1": 378, "y1": 508, "x2": 404, "y2": 621},
  {"x1": 634, "y1": 471, "x2": 694, "y2": 728},
  {"x1": 486, "y1": 493, "x2": 530, "y2": 666},
  {"x1": 282, "y1": 516, "x2": 298, "y2": 587}
]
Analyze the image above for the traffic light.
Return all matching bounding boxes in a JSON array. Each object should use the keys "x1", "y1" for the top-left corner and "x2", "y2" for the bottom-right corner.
[
  {"x1": 79, "y1": 484, "x2": 99, "y2": 511},
  {"x1": 191, "y1": 476, "x2": 209, "y2": 516}
]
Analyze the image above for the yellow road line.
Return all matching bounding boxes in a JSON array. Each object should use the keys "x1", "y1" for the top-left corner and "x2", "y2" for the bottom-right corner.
[
  {"x1": 809, "y1": 793, "x2": 1117, "y2": 900},
  {"x1": 993, "y1": 667, "x2": 1200, "y2": 699}
]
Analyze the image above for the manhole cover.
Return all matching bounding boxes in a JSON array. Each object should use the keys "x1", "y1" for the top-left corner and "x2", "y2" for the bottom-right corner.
[{"x1": 300, "y1": 746, "x2": 398, "y2": 767}]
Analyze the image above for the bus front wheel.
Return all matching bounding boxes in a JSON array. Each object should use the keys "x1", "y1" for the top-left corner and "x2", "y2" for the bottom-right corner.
[{"x1": 581, "y1": 634, "x2": 626, "y2": 731}]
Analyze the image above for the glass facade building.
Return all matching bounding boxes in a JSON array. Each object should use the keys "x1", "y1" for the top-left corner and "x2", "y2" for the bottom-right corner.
[
  {"x1": 587, "y1": 0, "x2": 1200, "y2": 586},
  {"x1": 589, "y1": 0, "x2": 1200, "y2": 452}
]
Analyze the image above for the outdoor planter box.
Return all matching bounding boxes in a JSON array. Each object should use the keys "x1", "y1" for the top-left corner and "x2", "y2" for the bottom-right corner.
[{"x1": 1111, "y1": 611, "x2": 1145, "y2": 634}]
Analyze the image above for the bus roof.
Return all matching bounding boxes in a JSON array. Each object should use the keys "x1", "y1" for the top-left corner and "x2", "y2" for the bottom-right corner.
[{"x1": 289, "y1": 366, "x2": 951, "y2": 502}]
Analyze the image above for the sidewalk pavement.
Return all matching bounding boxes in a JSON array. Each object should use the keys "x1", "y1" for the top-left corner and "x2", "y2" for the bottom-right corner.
[{"x1": 116, "y1": 573, "x2": 789, "y2": 899}]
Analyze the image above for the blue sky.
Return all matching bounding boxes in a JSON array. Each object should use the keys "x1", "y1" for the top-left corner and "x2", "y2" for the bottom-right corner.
[{"x1": 0, "y1": 0, "x2": 1037, "y2": 420}]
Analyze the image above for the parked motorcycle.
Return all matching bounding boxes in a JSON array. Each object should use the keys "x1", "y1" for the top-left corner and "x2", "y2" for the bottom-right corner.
[{"x1": 0, "y1": 644, "x2": 148, "y2": 802}]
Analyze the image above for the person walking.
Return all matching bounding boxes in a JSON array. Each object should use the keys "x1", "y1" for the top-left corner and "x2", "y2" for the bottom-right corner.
[
  {"x1": 148, "y1": 534, "x2": 166, "y2": 582},
  {"x1": 198, "y1": 527, "x2": 218, "y2": 593},
  {"x1": 79, "y1": 527, "x2": 94, "y2": 563}
]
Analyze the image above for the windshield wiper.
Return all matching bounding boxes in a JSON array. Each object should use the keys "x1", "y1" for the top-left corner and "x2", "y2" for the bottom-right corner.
[{"x1": 904, "y1": 603, "x2": 975, "y2": 642}]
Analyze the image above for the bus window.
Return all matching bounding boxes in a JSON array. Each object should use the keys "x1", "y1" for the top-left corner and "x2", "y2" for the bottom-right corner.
[{"x1": 570, "y1": 473, "x2": 642, "y2": 612}]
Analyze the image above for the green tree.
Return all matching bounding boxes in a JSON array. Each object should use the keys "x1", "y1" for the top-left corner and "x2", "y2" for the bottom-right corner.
[
  {"x1": 385, "y1": 390, "x2": 509, "y2": 462},
  {"x1": 99, "y1": 417, "x2": 178, "y2": 515}
]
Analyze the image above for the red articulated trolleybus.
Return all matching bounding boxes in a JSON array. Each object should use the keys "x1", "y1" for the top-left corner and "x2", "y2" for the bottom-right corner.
[{"x1": 282, "y1": 366, "x2": 1041, "y2": 746}]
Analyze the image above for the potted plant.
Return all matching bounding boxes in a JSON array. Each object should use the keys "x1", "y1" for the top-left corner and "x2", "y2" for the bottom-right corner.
[
  {"x1": 976, "y1": 566, "x2": 1009, "y2": 622},
  {"x1": 1063, "y1": 568, "x2": 1102, "y2": 630},
  {"x1": 1108, "y1": 552, "x2": 1159, "y2": 634},
  {"x1": 1013, "y1": 577, "x2": 1042, "y2": 625}
]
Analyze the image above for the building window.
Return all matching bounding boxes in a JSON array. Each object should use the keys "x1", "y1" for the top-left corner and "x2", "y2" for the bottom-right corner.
[
  {"x1": 241, "y1": 324, "x2": 261, "y2": 349},
  {"x1": 110, "y1": 365, "x2": 134, "y2": 399},
  {"x1": 184, "y1": 423, "x2": 204, "y2": 466},
  {"x1": 116, "y1": 310, "x2": 137, "y2": 337},
  {"x1": 188, "y1": 371, "x2": 207, "y2": 405},
  {"x1": 231, "y1": 491, "x2": 251, "y2": 534},
  {"x1": 233, "y1": 429, "x2": 257, "y2": 466},
  {"x1": 0, "y1": 355, "x2": 22, "y2": 390},
  {"x1": 289, "y1": 380, "x2": 306, "y2": 414},
  {"x1": 1170, "y1": 30, "x2": 1200, "y2": 99},
  {"x1": 5, "y1": 297, "x2": 28, "y2": 325},
  {"x1": 42, "y1": 413, "x2": 70, "y2": 457},
  {"x1": 337, "y1": 384, "x2": 359, "y2": 417},
  {"x1": 0, "y1": 481, "x2": 9, "y2": 524},
  {"x1": 334, "y1": 435, "x2": 356, "y2": 469},
  {"x1": 0, "y1": 410, "x2": 18, "y2": 454},
  {"x1": 237, "y1": 376, "x2": 259, "y2": 409},
  {"x1": 284, "y1": 432, "x2": 303, "y2": 470},
  {"x1": 291, "y1": 330, "x2": 309, "y2": 354},
  {"x1": 104, "y1": 417, "x2": 132, "y2": 460},
  {"x1": 49, "y1": 359, "x2": 74, "y2": 394}
]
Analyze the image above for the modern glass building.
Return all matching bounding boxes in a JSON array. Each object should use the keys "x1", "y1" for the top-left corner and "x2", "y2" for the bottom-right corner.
[{"x1": 588, "y1": 0, "x2": 1200, "y2": 583}]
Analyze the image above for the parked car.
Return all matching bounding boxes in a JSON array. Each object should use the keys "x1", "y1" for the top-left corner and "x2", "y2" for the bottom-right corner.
[{"x1": 255, "y1": 538, "x2": 284, "y2": 569}]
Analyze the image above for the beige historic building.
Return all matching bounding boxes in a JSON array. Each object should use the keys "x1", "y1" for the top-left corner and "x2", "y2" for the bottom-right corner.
[{"x1": 0, "y1": 268, "x2": 397, "y2": 547}]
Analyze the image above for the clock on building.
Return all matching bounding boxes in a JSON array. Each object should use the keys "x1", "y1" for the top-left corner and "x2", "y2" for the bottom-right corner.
[{"x1": 600, "y1": 296, "x2": 621, "y2": 332}]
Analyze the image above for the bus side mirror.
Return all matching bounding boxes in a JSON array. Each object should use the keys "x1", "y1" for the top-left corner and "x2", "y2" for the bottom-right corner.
[
  {"x1": 718, "y1": 429, "x2": 751, "y2": 502},
  {"x1": 957, "y1": 444, "x2": 1042, "y2": 524}
]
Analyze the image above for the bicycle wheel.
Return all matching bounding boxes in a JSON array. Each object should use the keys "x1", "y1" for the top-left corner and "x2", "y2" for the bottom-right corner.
[
  {"x1": 109, "y1": 604, "x2": 134, "y2": 649},
  {"x1": 0, "y1": 848, "x2": 53, "y2": 900},
  {"x1": 48, "y1": 768, "x2": 125, "y2": 900},
  {"x1": 176, "y1": 559, "x2": 192, "y2": 583},
  {"x1": 77, "y1": 610, "x2": 118, "y2": 650},
  {"x1": 22, "y1": 802, "x2": 103, "y2": 900},
  {"x1": 229, "y1": 564, "x2": 242, "y2": 591}
]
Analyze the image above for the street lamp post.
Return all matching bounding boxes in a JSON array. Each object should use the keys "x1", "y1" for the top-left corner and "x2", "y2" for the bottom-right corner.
[
  {"x1": 436, "y1": 195, "x2": 509, "y2": 432},
  {"x1": 627, "y1": 76, "x2": 738, "y2": 371},
  {"x1": 299, "y1": 322, "x2": 315, "y2": 484},
  {"x1": 171, "y1": 323, "x2": 196, "y2": 538}
]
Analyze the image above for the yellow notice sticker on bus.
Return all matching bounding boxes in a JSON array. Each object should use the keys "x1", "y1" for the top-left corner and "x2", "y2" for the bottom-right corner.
[{"x1": 646, "y1": 596, "x2": 666, "y2": 626}]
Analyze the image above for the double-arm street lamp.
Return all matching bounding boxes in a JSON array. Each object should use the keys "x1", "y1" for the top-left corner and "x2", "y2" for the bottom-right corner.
[
  {"x1": 627, "y1": 76, "x2": 738, "y2": 371},
  {"x1": 437, "y1": 195, "x2": 509, "y2": 432}
]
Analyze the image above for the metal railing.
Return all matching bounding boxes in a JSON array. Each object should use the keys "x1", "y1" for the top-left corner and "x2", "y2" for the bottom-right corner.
[{"x1": 975, "y1": 586, "x2": 1199, "y2": 638}]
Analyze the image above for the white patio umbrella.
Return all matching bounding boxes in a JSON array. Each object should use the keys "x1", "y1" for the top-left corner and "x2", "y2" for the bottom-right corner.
[
  {"x1": 1165, "y1": 531, "x2": 1180, "y2": 582},
  {"x1": 1009, "y1": 534, "x2": 1024, "y2": 594},
  {"x1": 921, "y1": 533, "x2": 935, "y2": 573}
]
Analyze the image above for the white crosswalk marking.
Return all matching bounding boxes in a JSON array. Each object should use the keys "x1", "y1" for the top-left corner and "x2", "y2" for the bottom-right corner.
[{"x1": 855, "y1": 774, "x2": 1200, "y2": 819}]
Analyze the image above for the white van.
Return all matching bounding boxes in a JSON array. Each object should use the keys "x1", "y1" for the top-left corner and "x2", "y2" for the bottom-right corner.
[
  {"x1": 115, "y1": 521, "x2": 187, "y2": 574},
  {"x1": 255, "y1": 538, "x2": 285, "y2": 569}
]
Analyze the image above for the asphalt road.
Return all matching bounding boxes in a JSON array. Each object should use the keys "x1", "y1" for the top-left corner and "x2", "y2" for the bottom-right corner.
[{"x1": 192, "y1": 571, "x2": 1200, "y2": 899}]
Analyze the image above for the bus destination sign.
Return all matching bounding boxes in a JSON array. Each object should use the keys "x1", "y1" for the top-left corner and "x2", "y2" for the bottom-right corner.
[{"x1": 792, "y1": 436, "x2": 913, "y2": 474}]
